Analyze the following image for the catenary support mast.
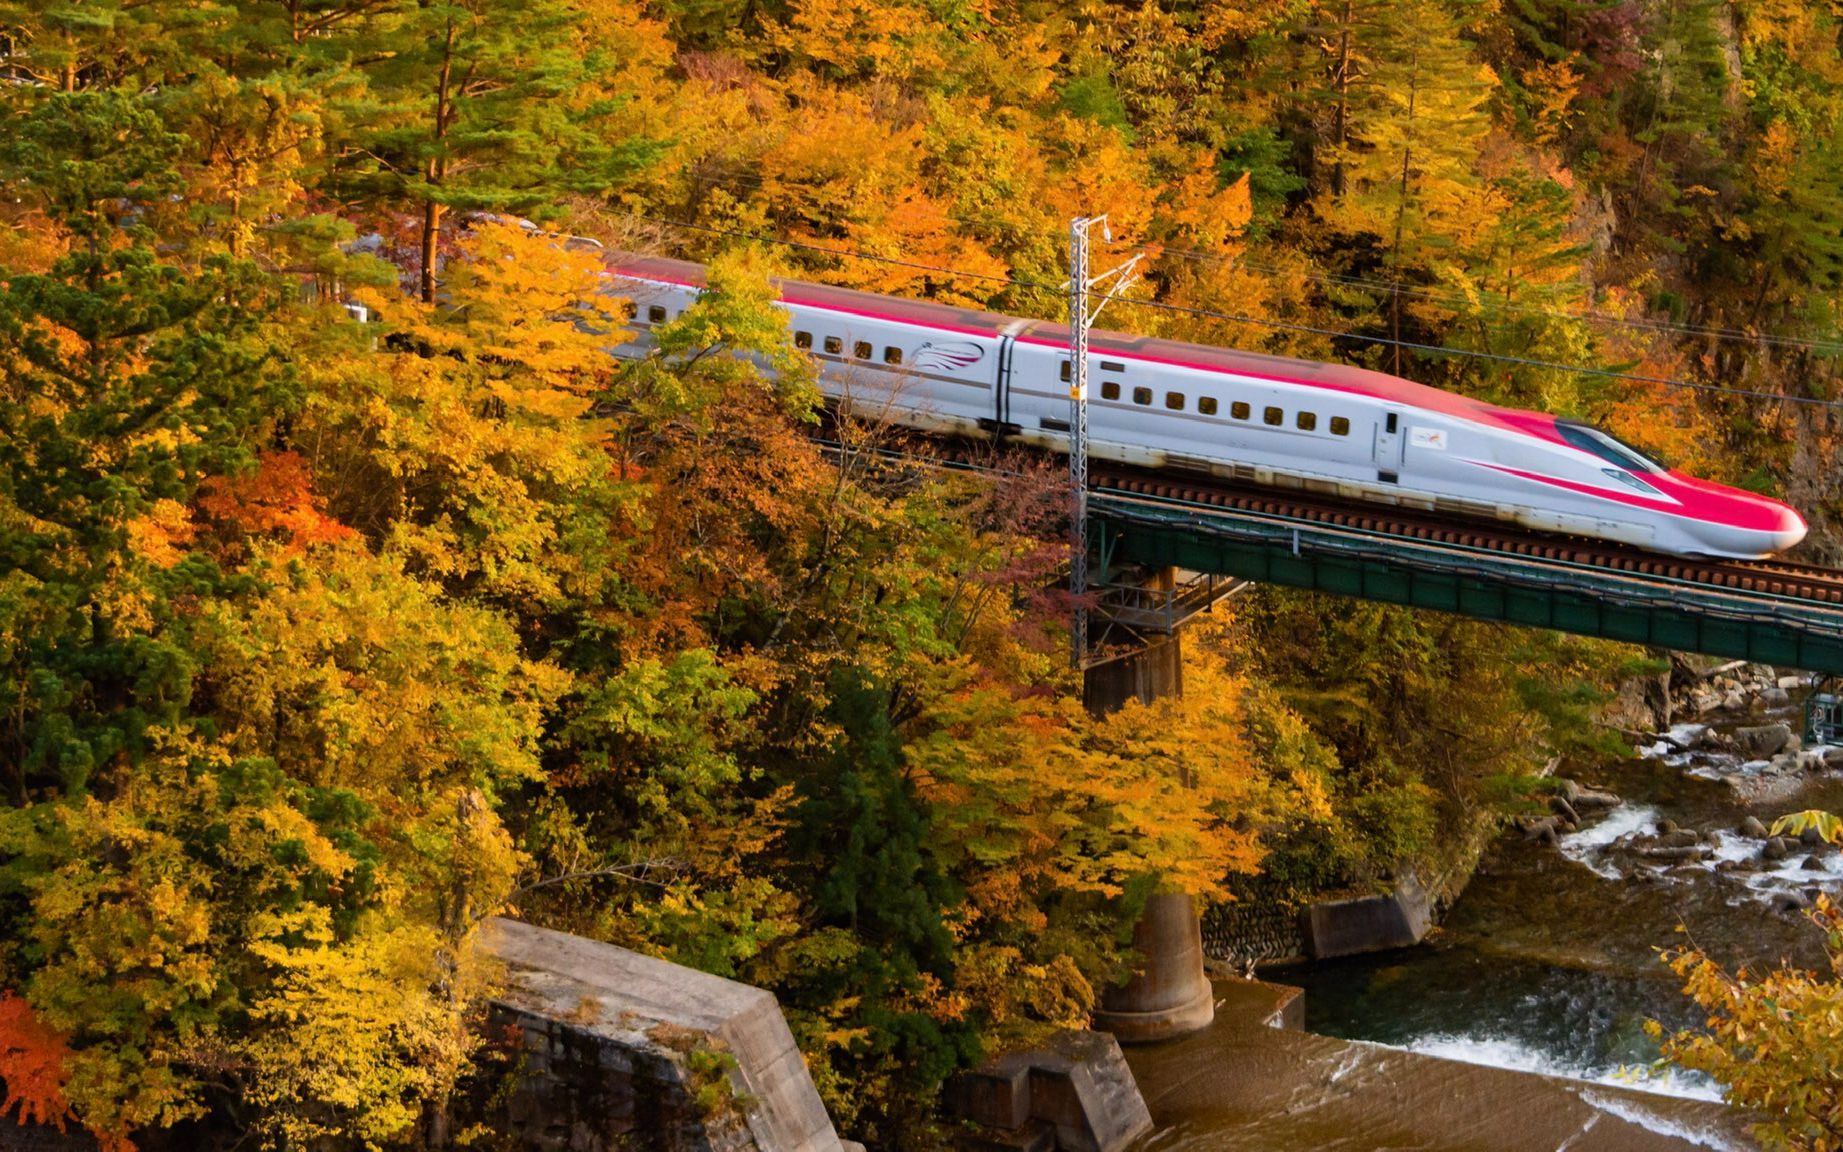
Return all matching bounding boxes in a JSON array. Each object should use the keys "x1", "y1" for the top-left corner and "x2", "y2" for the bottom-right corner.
[{"x1": 1067, "y1": 216, "x2": 1142, "y2": 668}]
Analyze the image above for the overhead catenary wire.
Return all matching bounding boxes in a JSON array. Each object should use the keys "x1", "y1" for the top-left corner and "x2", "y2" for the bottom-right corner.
[
  {"x1": 617, "y1": 212, "x2": 1843, "y2": 412},
  {"x1": 1131, "y1": 240, "x2": 1843, "y2": 356},
  {"x1": 641, "y1": 175, "x2": 1843, "y2": 356}
]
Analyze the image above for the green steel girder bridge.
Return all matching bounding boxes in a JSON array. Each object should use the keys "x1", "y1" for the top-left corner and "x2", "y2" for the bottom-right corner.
[{"x1": 1087, "y1": 486, "x2": 1843, "y2": 676}]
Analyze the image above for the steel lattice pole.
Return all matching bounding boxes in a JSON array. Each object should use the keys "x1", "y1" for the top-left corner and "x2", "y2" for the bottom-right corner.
[{"x1": 1068, "y1": 219, "x2": 1091, "y2": 670}]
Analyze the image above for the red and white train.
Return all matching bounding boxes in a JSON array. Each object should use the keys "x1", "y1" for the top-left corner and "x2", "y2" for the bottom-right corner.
[{"x1": 611, "y1": 256, "x2": 1806, "y2": 559}]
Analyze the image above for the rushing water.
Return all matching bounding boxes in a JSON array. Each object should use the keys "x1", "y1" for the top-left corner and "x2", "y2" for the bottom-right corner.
[{"x1": 1267, "y1": 706, "x2": 1843, "y2": 1104}]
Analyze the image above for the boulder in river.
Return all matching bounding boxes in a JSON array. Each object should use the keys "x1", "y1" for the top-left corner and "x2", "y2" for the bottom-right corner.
[
  {"x1": 1655, "y1": 818, "x2": 1679, "y2": 836},
  {"x1": 1740, "y1": 816, "x2": 1770, "y2": 839},
  {"x1": 1519, "y1": 815, "x2": 1564, "y2": 845},
  {"x1": 1639, "y1": 845, "x2": 1710, "y2": 862},
  {"x1": 1735, "y1": 723, "x2": 1794, "y2": 758},
  {"x1": 1801, "y1": 825, "x2": 1827, "y2": 847},
  {"x1": 1803, "y1": 855, "x2": 1830, "y2": 872},
  {"x1": 1547, "y1": 795, "x2": 1581, "y2": 826},
  {"x1": 1561, "y1": 782, "x2": 1622, "y2": 811},
  {"x1": 1657, "y1": 830, "x2": 1701, "y2": 849},
  {"x1": 1763, "y1": 837, "x2": 1792, "y2": 861}
]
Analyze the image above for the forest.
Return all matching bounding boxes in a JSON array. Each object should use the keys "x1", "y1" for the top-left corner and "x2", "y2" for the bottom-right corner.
[{"x1": 1, "y1": 0, "x2": 1841, "y2": 1148}]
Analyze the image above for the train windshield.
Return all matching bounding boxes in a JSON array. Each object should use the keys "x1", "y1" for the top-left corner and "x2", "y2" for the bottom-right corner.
[{"x1": 1556, "y1": 422, "x2": 1666, "y2": 474}]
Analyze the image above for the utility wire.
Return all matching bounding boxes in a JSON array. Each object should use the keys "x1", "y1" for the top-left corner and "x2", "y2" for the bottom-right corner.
[
  {"x1": 617, "y1": 213, "x2": 1843, "y2": 411},
  {"x1": 650, "y1": 175, "x2": 1843, "y2": 354},
  {"x1": 1129, "y1": 240, "x2": 1843, "y2": 355}
]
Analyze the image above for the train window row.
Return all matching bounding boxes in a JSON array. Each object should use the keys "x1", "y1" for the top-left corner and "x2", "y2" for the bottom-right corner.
[
  {"x1": 1095, "y1": 379, "x2": 1351, "y2": 436},
  {"x1": 794, "y1": 330, "x2": 903, "y2": 365}
]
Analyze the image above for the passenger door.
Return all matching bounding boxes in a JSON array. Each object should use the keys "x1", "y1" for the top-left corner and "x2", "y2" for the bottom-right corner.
[{"x1": 1373, "y1": 410, "x2": 1404, "y2": 481}]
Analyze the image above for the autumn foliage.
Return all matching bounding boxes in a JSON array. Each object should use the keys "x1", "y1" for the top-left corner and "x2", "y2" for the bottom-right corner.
[
  {"x1": 3, "y1": 0, "x2": 1841, "y2": 1147},
  {"x1": 0, "y1": 994, "x2": 73, "y2": 1132}
]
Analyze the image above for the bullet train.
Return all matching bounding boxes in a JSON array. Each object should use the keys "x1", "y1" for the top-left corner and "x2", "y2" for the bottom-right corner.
[{"x1": 610, "y1": 256, "x2": 1806, "y2": 559}]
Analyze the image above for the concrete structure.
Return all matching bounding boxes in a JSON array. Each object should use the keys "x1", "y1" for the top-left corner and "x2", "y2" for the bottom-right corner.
[
  {"x1": 1124, "y1": 981, "x2": 1750, "y2": 1151},
  {"x1": 1088, "y1": 892, "x2": 1216, "y2": 1042},
  {"x1": 1081, "y1": 623, "x2": 1215, "y2": 1044},
  {"x1": 943, "y1": 1030, "x2": 1152, "y2": 1152},
  {"x1": 1081, "y1": 632, "x2": 1181, "y2": 717},
  {"x1": 479, "y1": 918, "x2": 845, "y2": 1152},
  {"x1": 1301, "y1": 869, "x2": 1435, "y2": 959}
]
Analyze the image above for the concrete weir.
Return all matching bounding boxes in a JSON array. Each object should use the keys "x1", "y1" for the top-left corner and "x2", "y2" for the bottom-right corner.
[
  {"x1": 479, "y1": 917, "x2": 846, "y2": 1152},
  {"x1": 1127, "y1": 979, "x2": 1752, "y2": 1152}
]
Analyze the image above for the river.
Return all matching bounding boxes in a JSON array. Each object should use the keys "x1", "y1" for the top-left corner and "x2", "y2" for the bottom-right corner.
[{"x1": 1271, "y1": 695, "x2": 1843, "y2": 1104}]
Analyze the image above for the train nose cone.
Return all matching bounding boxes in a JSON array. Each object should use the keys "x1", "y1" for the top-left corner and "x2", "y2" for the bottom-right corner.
[{"x1": 1773, "y1": 504, "x2": 1809, "y2": 552}]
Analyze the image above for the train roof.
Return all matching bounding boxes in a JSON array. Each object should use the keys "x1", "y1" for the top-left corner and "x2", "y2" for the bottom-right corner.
[{"x1": 611, "y1": 254, "x2": 1514, "y2": 429}]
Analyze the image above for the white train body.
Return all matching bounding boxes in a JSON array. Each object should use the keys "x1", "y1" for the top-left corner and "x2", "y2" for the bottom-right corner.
[{"x1": 612, "y1": 258, "x2": 1806, "y2": 560}]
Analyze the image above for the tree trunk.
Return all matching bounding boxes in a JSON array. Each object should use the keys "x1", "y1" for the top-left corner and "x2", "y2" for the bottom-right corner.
[
  {"x1": 1332, "y1": 0, "x2": 1352, "y2": 199},
  {"x1": 420, "y1": 16, "x2": 459, "y2": 304}
]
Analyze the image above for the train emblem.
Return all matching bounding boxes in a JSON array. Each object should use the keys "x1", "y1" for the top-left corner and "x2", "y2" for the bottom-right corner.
[{"x1": 913, "y1": 341, "x2": 985, "y2": 372}]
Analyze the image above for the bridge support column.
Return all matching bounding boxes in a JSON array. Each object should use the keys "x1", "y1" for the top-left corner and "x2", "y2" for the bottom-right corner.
[{"x1": 1083, "y1": 625, "x2": 1215, "y2": 1044}]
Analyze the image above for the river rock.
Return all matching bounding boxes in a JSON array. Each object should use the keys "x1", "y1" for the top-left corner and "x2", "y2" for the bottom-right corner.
[
  {"x1": 1769, "y1": 752, "x2": 1801, "y2": 775},
  {"x1": 1547, "y1": 795, "x2": 1581, "y2": 826},
  {"x1": 1639, "y1": 845, "x2": 1709, "y2": 862},
  {"x1": 1824, "y1": 747, "x2": 1843, "y2": 769},
  {"x1": 1655, "y1": 818, "x2": 1679, "y2": 836},
  {"x1": 1568, "y1": 787, "x2": 1621, "y2": 811},
  {"x1": 1778, "y1": 892, "x2": 1813, "y2": 913},
  {"x1": 1657, "y1": 830, "x2": 1701, "y2": 849},
  {"x1": 1780, "y1": 675, "x2": 1806, "y2": 690},
  {"x1": 1803, "y1": 855, "x2": 1829, "y2": 872},
  {"x1": 1736, "y1": 723, "x2": 1794, "y2": 758},
  {"x1": 1740, "y1": 816, "x2": 1770, "y2": 839},
  {"x1": 1761, "y1": 687, "x2": 1791, "y2": 709},
  {"x1": 1800, "y1": 751, "x2": 1830, "y2": 773},
  {"x1": 1763, "y1": 837, "x2": 1792, "y2": 861},
  {"x1": 1520, "y1": 815, "x2": 1564, "y2": 845},
  {"x1": 1723, "y1": 689, "x2": 1748, "y2": 711},
  {"x1": 1801, "y1": 825, "x2": 1827, "y2": 847}
]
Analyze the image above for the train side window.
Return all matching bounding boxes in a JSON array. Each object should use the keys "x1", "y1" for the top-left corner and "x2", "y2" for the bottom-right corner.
[
  {"x1": 1132, "y1": 386, "x2": 1152, "y2": 405},
  {"x1": 1101, "y1": 381, "x2": 1120, "y2": 400},
  {"x1": 1296, "y1": 411, "x2": 1317, "y2": 431},
  {"x1": 854, "y1": 340, "x2": 872, "y2": 360},
  {"x1": 794, "y1": 331, "x2": 812, "y2": 350},
  {"x1": 1263, "y1": 406, "x2": 1283, "y2": 426},
  {"x1": 883, "y1": 346, "x2": 902, "y2": 365},
  {"x1": 1101, "y1": 360, "x2": 1126, "y2": 372},
  {"x1": 1165, "y1": 392, "x2": 1185, "y2": 410},
  {"x1": 619, "y1": 300, "x2": 638, "y2": 321},
  {"x1": 1386, "y1": 413, "x2": 1399, "y2": 433},
  {"x1": 824, "y1": 335, "x2": 842, "y2": 354},
  {"x1": 1230, "y1": 401, "x2": 1250, "y2": 420},
  {"x1": 648, "y1": 305, "x2": 667, "y2": 324},
  {"x1": 1199, "y1": 397, "x2": 1218, "y2": 416},
  {"x1": 1061, "y1": 360, "x2": 1072, "y2": 382},
  {"x1": 1330, "y1": 416, "x2": 1350, "y2": 436}
]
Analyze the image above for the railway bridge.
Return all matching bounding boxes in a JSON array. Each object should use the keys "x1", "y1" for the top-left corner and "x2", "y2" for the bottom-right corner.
[
  {"x1": 894, "y1": 444, "x2": 1843, "y2": 1046},
  {"x1": 1086, "y1": 464, "x2": 1843, "y2": 675}
]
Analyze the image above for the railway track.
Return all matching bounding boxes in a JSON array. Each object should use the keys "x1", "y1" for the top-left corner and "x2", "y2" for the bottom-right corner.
[
  {"x1": 818, "y1": 428, "x2": 1843, "y2": 608},
  {"x1": 1088, "y1": 464, "x2": 1843, "y2": 607}
]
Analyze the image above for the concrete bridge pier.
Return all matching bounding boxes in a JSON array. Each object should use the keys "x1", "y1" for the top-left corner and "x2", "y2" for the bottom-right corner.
[{"x1": 1083, "y1": 631, "x2": 1216, "y2": 1044}]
